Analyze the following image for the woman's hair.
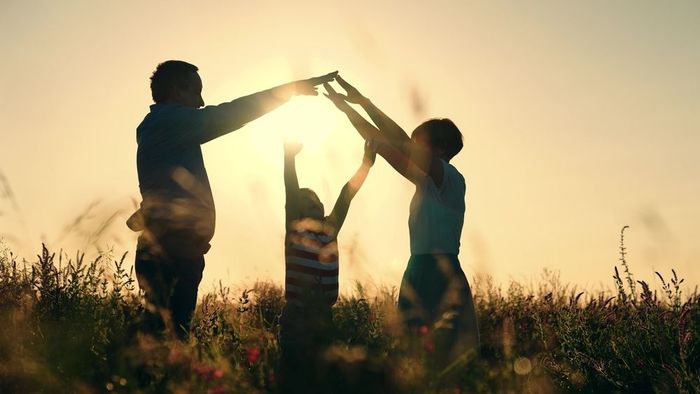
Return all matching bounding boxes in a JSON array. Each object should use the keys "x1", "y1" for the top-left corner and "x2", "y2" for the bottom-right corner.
[
  {"x1": 411, "y1": 118, "x2": 463, "y2": 160},
  {"x1": 150, "y1": 60, "x2": 199, "y2": 103}
]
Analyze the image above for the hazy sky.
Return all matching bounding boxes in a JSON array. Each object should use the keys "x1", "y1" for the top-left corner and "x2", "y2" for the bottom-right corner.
[{"x1": 1, "y1": 1, "x2": 698, "y2": 294}]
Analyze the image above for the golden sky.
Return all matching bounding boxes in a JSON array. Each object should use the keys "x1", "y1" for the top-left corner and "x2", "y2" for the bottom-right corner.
[{"x1": 1, "y1": 0, "x2": 698, "y2": 293}]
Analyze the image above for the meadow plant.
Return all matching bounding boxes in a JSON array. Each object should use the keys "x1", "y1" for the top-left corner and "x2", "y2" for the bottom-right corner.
[{"x1": 1, "y1": 228, "x2": 699, "y2": 393}]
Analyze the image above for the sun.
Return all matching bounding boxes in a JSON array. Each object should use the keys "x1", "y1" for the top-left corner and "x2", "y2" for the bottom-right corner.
[
  {"x1": 204, "y1": 79, "x2": 366, "y2": 207},
  {"x1": 248, "y1": 95, "x2": 344, "y2": 157}
]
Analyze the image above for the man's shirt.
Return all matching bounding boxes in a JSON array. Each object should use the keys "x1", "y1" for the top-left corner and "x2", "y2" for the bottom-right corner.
[{"x1": 135, "y1": 89, "x2": 290, "y2": 253}]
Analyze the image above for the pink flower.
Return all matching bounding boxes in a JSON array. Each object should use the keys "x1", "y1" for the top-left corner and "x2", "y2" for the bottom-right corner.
[
  {"x1": 168, "y1": 348, "x2": 182, "y2": 364},
  {"x1": 418, "y1": 325, "x2": 429, "y2": 336},
  {"x1": 212, "y1": 369, "x2": 224, "y2": 379},
  {"x1": 246, "y1": 347, "x2": 261, "y2": 365}
]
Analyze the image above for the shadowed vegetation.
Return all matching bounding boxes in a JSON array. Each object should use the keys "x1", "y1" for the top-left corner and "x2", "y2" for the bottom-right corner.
[{"x1": 1, "y1": 234, "x2": 699, "y2": 393}]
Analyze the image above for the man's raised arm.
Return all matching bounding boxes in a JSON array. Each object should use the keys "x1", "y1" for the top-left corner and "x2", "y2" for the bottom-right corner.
[{"x1": 169, "y1": 72, "x2": 338, "y2": 147}]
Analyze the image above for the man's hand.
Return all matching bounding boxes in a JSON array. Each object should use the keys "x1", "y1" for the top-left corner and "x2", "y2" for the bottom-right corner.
[
  {"x1": 284, "y1": 140, "x2": 303, "y2": 157},
  {"x1": 363, "y1": 140, "x2": 377, "y2": 166},
  {"x1": 323, "y1": 82, "x2": 352, "y2": 112},
  {"x1": 293, "y1": 71, "x2": 338, "y2": 96},
  {"x1": 336, "y1": 75, "x2": 366, "y2": 104}
]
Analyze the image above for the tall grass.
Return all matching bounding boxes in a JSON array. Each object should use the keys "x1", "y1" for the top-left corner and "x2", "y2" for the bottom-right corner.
[{"x1": 0, "y1": 230, "x2": 699, "y2": 393}]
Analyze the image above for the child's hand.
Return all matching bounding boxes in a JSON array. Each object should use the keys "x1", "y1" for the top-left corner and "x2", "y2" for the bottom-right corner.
[
  {"x1": 284, "y1": 140, "x2": 303, "y2": 157},
  {"x1": 336, "y1": 75, "x2": 366, "y2": 104},
  {"x1": 363, "y1": 140, "x2": 377, "y2": 166}
]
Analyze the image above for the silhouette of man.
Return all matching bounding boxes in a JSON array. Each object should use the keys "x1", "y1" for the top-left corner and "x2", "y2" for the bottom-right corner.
[{"x1": 129, "y1": 60, "x2": 336, "y2": 339}]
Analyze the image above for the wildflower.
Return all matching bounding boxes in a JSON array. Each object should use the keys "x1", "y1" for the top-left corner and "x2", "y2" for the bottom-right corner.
[
  {"x1": 168, "y1": 348, "x2": 183, "y2": 364},
  {"x1": 418, "y1": 325, "x2": 429, "y2": 336},
  {"x1": 212, "y1": 369, "x2": 224, "y2": 379},
  {"x1": 246, "y1": 347, "x2": 261, "y2": 365}
]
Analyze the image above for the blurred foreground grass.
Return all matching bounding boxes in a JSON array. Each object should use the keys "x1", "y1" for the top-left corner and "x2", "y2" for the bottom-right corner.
[{"x1": 1, "y1": 237, "x2": 699, "y2": 393}]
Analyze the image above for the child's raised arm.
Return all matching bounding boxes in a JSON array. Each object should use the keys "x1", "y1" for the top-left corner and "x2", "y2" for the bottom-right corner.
[
  {"x1": 326, "y1": 141, "x2": 376, "y2": 235},
  {"x1": 284, "y1": 141, "x2": 303, "y2": 225}
]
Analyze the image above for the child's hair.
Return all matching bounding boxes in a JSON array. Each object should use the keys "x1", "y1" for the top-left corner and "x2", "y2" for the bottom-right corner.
[
  {"x1": 299, "y1": 188, "x2": 324, "y2": 218},
  {"x1": 411, "y1": 118, "x2": 463, "y2": 160}
]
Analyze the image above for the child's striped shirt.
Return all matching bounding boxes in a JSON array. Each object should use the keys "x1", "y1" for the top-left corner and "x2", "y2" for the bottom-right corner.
[{"x1": 285, "y1": 218, "x2": 339, "y2": 306}]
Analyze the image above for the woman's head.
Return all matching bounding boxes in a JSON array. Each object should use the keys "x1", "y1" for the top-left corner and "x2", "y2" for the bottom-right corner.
[
  {"x1": 410, "y1": 118, "x2": 463, "y2": 161},
  {"x1": 299, "y1": 188, "x2": 324, "y2": 220}
]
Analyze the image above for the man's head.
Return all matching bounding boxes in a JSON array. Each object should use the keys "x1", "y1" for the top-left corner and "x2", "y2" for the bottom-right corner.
[
  {"x1": 150, "y1": 60, "x2": 204, "y2": 108},
  {"x1": 298, "y1": 188, "x2": 325, "y2": 220},
  {"x1": 410, "y1": 118, "x2": 463, "y2": 161}
]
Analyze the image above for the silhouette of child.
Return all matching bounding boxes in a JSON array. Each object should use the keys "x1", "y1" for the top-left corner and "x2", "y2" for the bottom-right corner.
[
  {"x1": 324, "y1": 76, "x2": 479, "y2": 368},
  {"x1": 279, "y1": 140, "x2": 375, "y2": 393}
]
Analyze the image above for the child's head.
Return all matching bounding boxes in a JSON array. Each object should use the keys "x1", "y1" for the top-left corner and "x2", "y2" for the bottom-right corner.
[
  {"x1": 299, "y1": 188, "x2": 325, "y2": 220},
  {"x1": 410, "y1": 118, "x2": 463, "y2": 161}
]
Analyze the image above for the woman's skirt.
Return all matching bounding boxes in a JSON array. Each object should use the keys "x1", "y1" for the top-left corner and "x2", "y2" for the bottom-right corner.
[{"x1": 398, "y1": 254, "x2": 480, "y2": 363}]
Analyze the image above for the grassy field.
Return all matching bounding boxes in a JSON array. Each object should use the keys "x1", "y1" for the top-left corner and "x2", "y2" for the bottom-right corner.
[{"x1": 1, "y1": 234, "x2": 699, "y2": 393}]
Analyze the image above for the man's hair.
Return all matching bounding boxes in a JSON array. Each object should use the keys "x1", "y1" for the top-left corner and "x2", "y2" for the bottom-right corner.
[
  {"x1": 149, "y1": 60, "x2": 199, "y2": 103},
  {"x1": 411, "y1": 118, "x2": 463, "y2": 159}
]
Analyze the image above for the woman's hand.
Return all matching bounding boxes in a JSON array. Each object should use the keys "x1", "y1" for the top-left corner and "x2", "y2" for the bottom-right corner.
[
  {"x1": 323, "y1": 82, "x2": 352, "y2": 112},
  {"x1": 335, "y1": 75, "x2": 366, "y2": 104}
]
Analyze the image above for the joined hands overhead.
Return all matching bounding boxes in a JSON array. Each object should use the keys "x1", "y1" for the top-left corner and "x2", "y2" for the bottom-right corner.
[
  {"x1": 323, "y1": 82, "x2": 352, "y2": 112},
  {"x1": 292, "y1": 71, "x2": 338, "y2": 96},
  {"x1": 334, "y1": 75, "x2": 366, "y2": 103},
  {"x1": 322, "y1": 74, "x2": 368, "y2": 110}
]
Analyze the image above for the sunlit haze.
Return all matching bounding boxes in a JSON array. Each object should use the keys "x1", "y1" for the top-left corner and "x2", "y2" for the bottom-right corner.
[{"x1": 1, "y1": 1, "x2": 698, "y2": 294}]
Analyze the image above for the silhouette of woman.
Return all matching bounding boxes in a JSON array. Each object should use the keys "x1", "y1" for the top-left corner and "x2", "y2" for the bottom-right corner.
[{"x1": 325, "y1": 76, "x2": 479, "y2": 367}]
